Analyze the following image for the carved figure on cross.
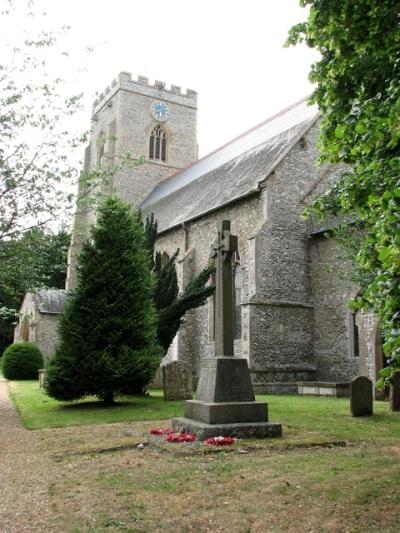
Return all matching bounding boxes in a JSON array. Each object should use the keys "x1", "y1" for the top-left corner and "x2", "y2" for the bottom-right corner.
[{"x1": 209, "y1": 220, "x2": 238, "y2": 357}]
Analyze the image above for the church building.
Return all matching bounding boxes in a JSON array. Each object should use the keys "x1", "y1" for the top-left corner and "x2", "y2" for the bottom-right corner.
[{"x1": 16, "y1": 72, "x2": 384, "y2": 394}]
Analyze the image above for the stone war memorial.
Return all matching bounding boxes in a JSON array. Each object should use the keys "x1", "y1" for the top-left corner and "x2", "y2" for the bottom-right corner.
[{"x1": 172, "y1": 221, "x2": 282, "y2": 439}]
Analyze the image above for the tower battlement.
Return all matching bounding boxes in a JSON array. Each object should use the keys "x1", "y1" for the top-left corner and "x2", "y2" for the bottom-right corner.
[{"x1": 92, "y1": 71, "x2": 197, "y2": 117}]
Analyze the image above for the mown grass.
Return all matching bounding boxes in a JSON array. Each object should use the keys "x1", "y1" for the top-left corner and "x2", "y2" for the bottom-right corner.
[
  {"x1": 8, "y1": 379, "x2": 400, "y2": 446},
  {"x1": 8, "y1": 380, "x2": 183, "y2": 429},
  {"x1": 6, "y1": 378, "x2": 400, "y2": 531},
  {"x1": 266, "y1": 394, "x2": 400, "y2": 445},
  {"x1": 51, "y1": 424, "x2": 400, "y2": 533}
]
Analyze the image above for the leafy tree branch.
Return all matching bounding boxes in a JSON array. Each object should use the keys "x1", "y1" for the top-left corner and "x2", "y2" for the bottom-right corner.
[{"x1": 288, "y1": 0, "x2": 400, "y2": 383}]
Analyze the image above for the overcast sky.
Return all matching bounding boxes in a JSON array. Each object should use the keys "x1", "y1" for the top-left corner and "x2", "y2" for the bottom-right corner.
[{"x1": 3, "y1": 0, "x2": 318, "y2": 158}]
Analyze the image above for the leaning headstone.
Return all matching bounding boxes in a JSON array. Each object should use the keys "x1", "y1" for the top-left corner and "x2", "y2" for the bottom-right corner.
[
  {"x1": 162, "y1": 361, "x2": 193, "y2": 401},
  {"x1": 350, "y1": 376, "x2": 373, "y2": 416},
  {"x1": 172, "y1": 220, "x2": 282, "y2": 439},
  {"x1": 389, "y1": 372, "x2": 400, "y2": 412}
]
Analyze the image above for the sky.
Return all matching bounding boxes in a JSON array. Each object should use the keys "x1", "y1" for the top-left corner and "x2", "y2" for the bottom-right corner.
[{"x1": 2, "y1": 0, "x2": 318, "y2": 159}]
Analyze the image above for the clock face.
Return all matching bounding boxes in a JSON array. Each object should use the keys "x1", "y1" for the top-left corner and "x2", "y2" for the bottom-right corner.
[{"x1": 151, "y1": 101, "x2": 170, "y2": 122}]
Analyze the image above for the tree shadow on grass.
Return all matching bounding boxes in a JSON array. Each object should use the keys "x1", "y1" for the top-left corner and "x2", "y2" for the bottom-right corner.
[{"x1": 59, "y1": 400, "x2": 140, "y2": 411}]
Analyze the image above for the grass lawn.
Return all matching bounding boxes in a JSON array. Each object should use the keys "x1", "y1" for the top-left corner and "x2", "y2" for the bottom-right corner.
[
  {"x1": 8, "y1": 380, "x2": 183, "y2": 429},
  {"x1": 8, "y1": 379, "x2": 400, "y2": 446},
  {"x1": 6, "y1": 378, "x2": 400, "y2": 531}
]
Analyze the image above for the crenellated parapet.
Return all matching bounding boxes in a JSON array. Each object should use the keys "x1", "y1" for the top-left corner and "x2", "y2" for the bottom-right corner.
[{"x1": 92, "y1": 71, "x2": 197, "y2": 117}]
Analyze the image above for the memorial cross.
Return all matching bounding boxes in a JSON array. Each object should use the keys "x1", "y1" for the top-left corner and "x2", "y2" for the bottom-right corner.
[{"x1": 210, "y1": 220, "x2": 238, "y2": 356}]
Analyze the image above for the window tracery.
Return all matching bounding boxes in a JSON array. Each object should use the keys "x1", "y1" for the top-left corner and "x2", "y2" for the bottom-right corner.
[{"x1": 149, "y1": 125, "x2": 166, "y2": 162}]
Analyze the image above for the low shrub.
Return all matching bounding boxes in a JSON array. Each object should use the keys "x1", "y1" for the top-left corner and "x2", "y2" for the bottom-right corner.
[{"x1": 1, "y1": 342, "x2": 44, "y2": 380}]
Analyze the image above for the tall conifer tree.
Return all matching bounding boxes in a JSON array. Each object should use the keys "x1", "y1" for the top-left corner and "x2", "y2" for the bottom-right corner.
[{"x1": 45, "y1": 198, "x2": 161, "y2": 403}]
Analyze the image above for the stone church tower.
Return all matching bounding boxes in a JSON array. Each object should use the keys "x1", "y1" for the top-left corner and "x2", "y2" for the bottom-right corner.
[{"x1": 66, "y1": 72, "x2": 198, "y2": 290}]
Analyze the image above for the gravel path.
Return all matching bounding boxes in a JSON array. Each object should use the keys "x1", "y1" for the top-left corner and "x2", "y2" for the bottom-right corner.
[{"x1": 0, "y1": 377, "x2": 59, "y2": 532}]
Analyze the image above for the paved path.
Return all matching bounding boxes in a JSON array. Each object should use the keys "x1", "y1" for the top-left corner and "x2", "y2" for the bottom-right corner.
[{"x1": 0, "y1": 378, "x2": 59, "y2": 532}]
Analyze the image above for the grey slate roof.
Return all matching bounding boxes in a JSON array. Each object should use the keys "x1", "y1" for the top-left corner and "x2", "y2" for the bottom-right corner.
[
  {"x1": 140, "y1": 98, "x2": 319, "y2": 233},
  {"x1": 33, "y1": 289, "x2": 67, "y2": 314}
]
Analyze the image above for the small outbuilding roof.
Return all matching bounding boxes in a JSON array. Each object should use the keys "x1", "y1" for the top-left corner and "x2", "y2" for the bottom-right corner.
[
  {"x1": 32, "y1": 289, "x2": 67, "y2": 314},
  {"x1": 140, "y1": 98, "x2": 319, "y2": 233}
]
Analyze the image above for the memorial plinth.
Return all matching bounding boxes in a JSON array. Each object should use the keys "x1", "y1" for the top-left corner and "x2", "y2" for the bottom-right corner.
[
  {"x1": 172, "y1": 221, "x2": 282, "y2": 439},
  {"x1": 172, "y1": 356, "x2": 282, "y2": 438}
]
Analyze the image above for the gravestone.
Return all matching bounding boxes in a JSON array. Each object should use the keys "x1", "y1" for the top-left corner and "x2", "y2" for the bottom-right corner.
[
  {"x1": 172, "y1": 220, "x2": 282, "y2": 439},
  {"x1": 389, "y1": 372, "x2": 400, "y2": 412},
  {"x1": 162, "y1": 360, "x2": 193, "y2": 401},
  {"x1": 38, "y1": 369, "x2": 45, "y2": 388},
  {"x1": 350, "y1": 376, "x2": 373, "y2": 416}
]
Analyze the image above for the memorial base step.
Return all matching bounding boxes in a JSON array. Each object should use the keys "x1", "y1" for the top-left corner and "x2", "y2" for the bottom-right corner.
[{"x1": 171, "y1": 417, "x2": 282, "y2": 440}]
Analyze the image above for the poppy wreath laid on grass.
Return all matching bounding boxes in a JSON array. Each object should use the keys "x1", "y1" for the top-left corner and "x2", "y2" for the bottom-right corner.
[
  {"x1": 166, "y1": 433, "x2": 196, "y2": 443},
  {"x1": 203, "y1": 436, "x2": 235, "y2": 446},
  {"x1": 150, "y1": 428, "x2": 174, "y2": 435}
]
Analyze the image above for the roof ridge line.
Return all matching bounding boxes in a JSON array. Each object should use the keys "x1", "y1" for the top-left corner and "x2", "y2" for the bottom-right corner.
[
  {"x1": 142, "y1": 95, "x2": 312, "y2": 200},
  {"x1": 151, "y1": 114, "x2": 320, "y2": 230}
]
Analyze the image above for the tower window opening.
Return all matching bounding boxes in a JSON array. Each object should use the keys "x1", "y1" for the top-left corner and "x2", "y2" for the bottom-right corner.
[
  {"x1": 149, "y1": 126, "x2": 166, "y2": 162},
  {"x1": 96, "y1": 131, "x2": 105, "y2": 164}
]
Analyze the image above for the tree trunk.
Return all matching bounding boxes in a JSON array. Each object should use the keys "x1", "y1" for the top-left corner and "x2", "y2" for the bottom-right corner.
[{"x1": 103, "y1": 391, "x2": 115, "y2": 405}]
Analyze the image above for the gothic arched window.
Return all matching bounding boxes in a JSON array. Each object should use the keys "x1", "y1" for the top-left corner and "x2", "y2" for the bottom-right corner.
[
  {"x1": 149, "y1": 125, "x2": 166, "y2": 162},
  {"x1": 21, "y1": 317, "x2": 30, "y2": 342}
]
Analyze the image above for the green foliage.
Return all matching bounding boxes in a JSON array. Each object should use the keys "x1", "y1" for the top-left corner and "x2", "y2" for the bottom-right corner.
[
  {"x1": 154, "y1": 249, "x2": 180, "y2": 312},
  {"x1": 144, "y1": 213, "x2": 158, "y2": 261},
  {"x1": 157, "y1": 265, "x2": 215, "y2": 352},
  {"x1": 144, "y1": 215, "x2": 214, "y2": 352},
  {"x1": 2, "y1": 342, "x2": 44, "y2": 380},
  {"x1": 9, "y1": 383, "x2": 182, "y2": 430},
  {"x1": 325, "y1": 221, "x2": 375, "y2": 292},
  {"x1": 0, "y1": 4, "x2": 83, "y2": 240},
  {"x1": 288, "y1": 0, "x2": 400, "y2": 381},
  {"x1": 0, "y1": 3, "x2": 137, "y2": 242},
  {"x1": 0, "y1": 228, "x2": 70, "y2": 354},
  {"x1": 45, "y1": 198, "x2": 162, "y2": 403}
]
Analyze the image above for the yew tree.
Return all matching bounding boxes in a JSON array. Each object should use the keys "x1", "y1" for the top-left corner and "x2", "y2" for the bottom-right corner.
[
  {"x1": 288, "y1": 0, "x2": 400, "y2": 383},
  {"x1": 144, "y1": 214, "x2": 214, "y2": 353},
  {"x1": 45, "y1": 198, "x2": 162, "y2": 403}
]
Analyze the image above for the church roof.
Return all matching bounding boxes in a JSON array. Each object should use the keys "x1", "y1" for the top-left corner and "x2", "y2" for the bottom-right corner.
[
  {"x1": 33, "y1": 289, "x2": 67, "y2": 314},
  {"x1": 140, "y1": 97, "x2": 319, "y2": 233}
]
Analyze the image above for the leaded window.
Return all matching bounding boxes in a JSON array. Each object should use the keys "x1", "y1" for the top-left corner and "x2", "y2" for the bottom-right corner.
[{"x1": 149, "y1": 125, "x2": 166, "y2": 162}]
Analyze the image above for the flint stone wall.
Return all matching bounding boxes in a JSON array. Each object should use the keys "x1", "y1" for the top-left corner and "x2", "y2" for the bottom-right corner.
[
  {"x1": 310, "y1": 236, "x2": 359, "y2": 381},
  {"x1": 14, "y1": 294, "x2": 60, "y2": 361},
  {"x1": 154, "y1": 123, "x2": 362, "y2": 392},
  {"x1": 155, "y1": 194, "x2": 264, "y2": 379}
]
